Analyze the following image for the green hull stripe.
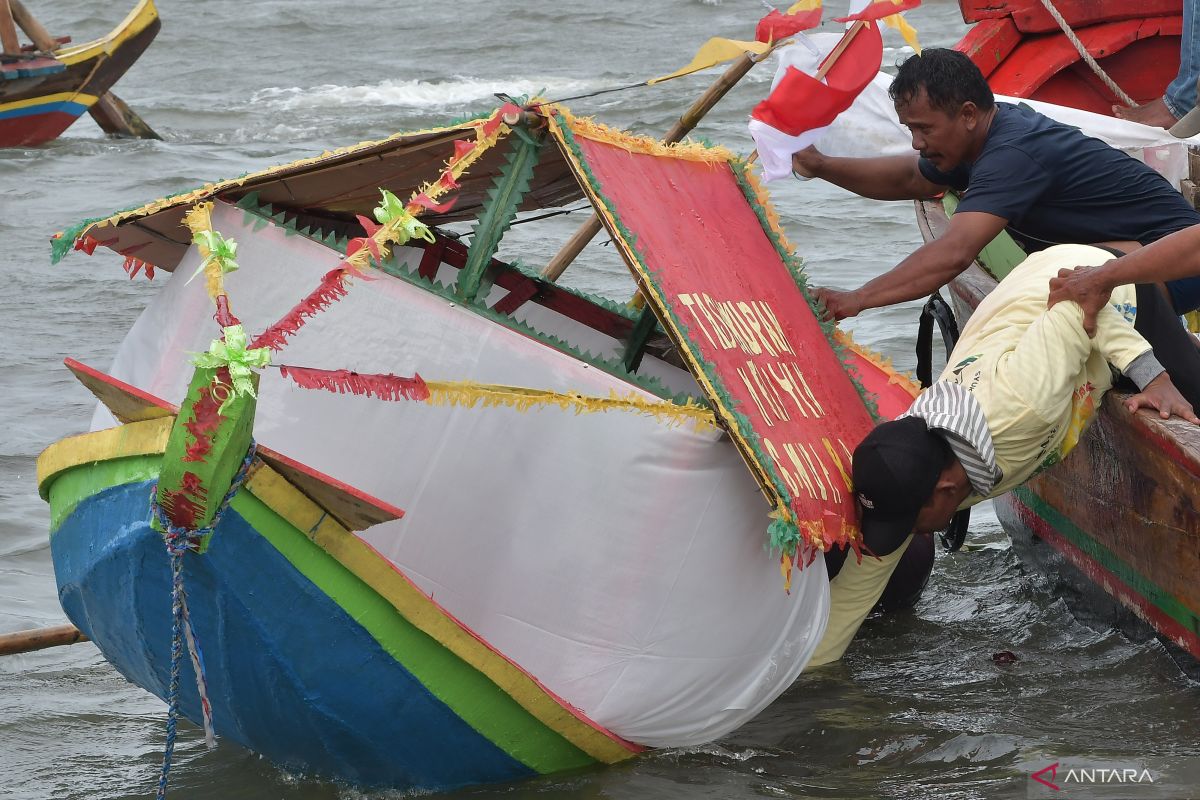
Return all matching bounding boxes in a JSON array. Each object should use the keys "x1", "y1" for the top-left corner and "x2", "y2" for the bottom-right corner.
[
  {"x1": 47, "y1": 455, "x2": 161, "y2": 533},
  {"x1": 50, "y1": 460, "x2": 594, "y2": 773},
  {"x1": 1012, "y1": 487, "x2": 1200, "y2": 635},
  {"x1": 229, "y1": 490, "x2": 594, "y2": 773},
  {"x1": 942, "y1": 194, "x2": 1027, "y2": 281}
]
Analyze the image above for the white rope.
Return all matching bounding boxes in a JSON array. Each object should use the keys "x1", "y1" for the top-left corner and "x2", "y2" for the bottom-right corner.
[{"x1": 1038, "y1": 0, "x2": 1137, "y2": 107}]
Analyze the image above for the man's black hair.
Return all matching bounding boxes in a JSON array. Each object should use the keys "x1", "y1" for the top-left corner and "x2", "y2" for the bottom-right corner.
[{"x1": 888, "y1": 48, "x2": 995, "y2": 115}]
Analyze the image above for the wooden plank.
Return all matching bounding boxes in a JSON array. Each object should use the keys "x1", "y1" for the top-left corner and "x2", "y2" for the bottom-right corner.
[
  {"x1": 953, "y1": 18, "x2": 1022, "y2": 78},
  {"x1": 958, "y1": 0, "x2": 1181, "y2": 32},
  {"x1": 88, "y1": 92, "x2": 161, "y2": 140},
  {"x1": 1181, "y1": 179, "x2": 1199, "y2": 210},
  {"x1": 63, "y1": 358, "x2": 404, "y2": 531},
  {"x1": 986, "y1": 17, "x2": 1180, "y2": 107}
]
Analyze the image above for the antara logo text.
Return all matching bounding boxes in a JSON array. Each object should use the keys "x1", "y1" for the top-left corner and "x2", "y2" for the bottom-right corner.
[{"x1": 1031, "y1": 761, "x2": 1156, "y2": 791}]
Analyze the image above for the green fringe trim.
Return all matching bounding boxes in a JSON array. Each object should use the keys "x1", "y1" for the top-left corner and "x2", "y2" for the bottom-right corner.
[
  {"x1": 50, "y1": 216, "x2": 105, "y2": 264},
  {"x1": 767, "y1": 516, "x2": 801, "y2": 556}
]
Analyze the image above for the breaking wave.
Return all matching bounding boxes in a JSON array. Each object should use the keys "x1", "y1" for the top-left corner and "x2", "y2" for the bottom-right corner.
[{"x1": 250, "y1": 76, "x2": 606, "y2": 111}]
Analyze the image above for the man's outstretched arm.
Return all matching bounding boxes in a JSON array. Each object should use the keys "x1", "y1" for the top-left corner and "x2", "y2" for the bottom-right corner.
[
  {"x1": 1049, "y1": 224, "x2": 1200, "y2": 335},
  {"x1": 813, "y1": 211, "x2": 1009, "y2": 320},
  {"x1": 792, "y1": 147, "x2": 946, "y2": 201}
]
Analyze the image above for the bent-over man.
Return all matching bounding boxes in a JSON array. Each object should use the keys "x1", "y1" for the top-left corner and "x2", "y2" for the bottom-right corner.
[{"x1": 809, "y1": 244, "x2": 1199, "y2": 665}]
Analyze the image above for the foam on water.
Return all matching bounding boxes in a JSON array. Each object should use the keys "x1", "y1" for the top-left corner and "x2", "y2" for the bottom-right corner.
[{"x1": 250, "y1": 76, "x2": 605, "y2": 111}]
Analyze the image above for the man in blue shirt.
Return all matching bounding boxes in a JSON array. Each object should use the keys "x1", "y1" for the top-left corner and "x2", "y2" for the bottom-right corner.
[{"x1": 791, "y1": 48, "x2": 1200, "y2": 320}]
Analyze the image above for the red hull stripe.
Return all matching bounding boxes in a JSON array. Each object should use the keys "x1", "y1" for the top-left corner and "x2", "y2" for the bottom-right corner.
[{"x1": 1008, "y1": 488, "x2": 1200, "y2": 659}]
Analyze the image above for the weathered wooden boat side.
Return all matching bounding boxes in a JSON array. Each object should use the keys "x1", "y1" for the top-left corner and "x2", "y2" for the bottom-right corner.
[
  {"x1": 917, "y1": 197, "x2": 1200, "y2": 666},
  {"x1": 953, "y1": 0, "x2": 1182, "y2": 116},
  {"x1": 0, "y1": 0, "x2": 159, "y2": 146}
]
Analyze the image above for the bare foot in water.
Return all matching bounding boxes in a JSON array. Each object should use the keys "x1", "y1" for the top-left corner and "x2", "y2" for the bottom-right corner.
[{"x1": 1113, "y1": 97, "x2": 1179, "y2": 129}]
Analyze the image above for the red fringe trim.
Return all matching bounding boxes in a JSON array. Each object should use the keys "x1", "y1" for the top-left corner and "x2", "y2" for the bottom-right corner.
[
  {"x1": 453, "y1": 139, "x2": 475, "y2": 160},
  {"x1": 251, "y1": 269, "x2": 352, "y2": 352},
  {"x1": 213, "y1": 295, "x2": 240, "y2": 328},
  {"x1": 277, "y1": 365, "x2": 430, "y2": 402},
  {"x1": 411, "y1": 193, "x2": 457, "y2": 214},
  {"x1": 122, "y1": 256, "x2": 155, "y2": 280}
]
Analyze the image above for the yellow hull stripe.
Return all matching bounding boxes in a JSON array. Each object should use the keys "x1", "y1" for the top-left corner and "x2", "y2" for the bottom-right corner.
[
  {"x1": 0, "y1": 92, "x2": 99, "y2": 114},
  {"x1": 56, "y1": 0, "x2": 159, "y2": 65},
  {"x1": 37, "y1": 417, "x2": 172, "y2": 497}
]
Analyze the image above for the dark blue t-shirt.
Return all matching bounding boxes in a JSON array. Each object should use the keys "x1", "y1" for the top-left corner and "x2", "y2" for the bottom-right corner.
[{"x1": 918, "y1": 103, "x2": 1200, "y2": 251}]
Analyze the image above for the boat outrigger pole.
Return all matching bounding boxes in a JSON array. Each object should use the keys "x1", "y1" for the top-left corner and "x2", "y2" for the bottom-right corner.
[{"x1": 540, "y1": 42, "x2": 780, "y2": 282}]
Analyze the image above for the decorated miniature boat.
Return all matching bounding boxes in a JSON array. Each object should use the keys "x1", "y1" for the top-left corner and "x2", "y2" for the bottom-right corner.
[
  {"x1": 953, "y1": 0, "x2": 1182, "y2": 116},
  {"x1": 41, "y1": 102, "x2": 919, "y2": 791},
  {"x1": 0, "y1": 0, "x2": 159, "y2": 147},
  {"x1": 915, "y1": 196, "x2": 1200, "y2": 671}
]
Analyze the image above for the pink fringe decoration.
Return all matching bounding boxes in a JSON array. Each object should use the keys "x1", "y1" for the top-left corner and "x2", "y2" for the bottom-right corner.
[
  {"x1": 251, "y1": 269, "x2": 352, "y2": 352},
  {"x1": 213, "y1": 295, "x2": 240, "y2": 329},
  {"x1": 277, "y1": 365, "x2": 430, "y2": 402}
]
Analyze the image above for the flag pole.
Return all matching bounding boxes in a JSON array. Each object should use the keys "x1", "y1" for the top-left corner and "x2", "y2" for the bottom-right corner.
[{"x1": 541, "y1": 41, "x2": 782, "y2": 283}]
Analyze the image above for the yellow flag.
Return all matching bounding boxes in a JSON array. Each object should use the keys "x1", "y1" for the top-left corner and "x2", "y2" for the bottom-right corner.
[
  {"x1": 786, "y1": 0, "x2": 821, "y2": 12},
  {"x1": 649, "y1": 38, "x2": 773, "y2": 85},
  {"x1": 882, "y1": 13, "x2": 921, "y2": 53}
]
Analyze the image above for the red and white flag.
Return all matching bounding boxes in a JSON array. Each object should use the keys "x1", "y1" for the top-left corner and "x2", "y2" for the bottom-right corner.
[
  {"x1": 755, "y1": 0, "x2": 824, "y2": 43},
  {"x1": 748, "y1": 19, "x2": 883, "y2": 181}
]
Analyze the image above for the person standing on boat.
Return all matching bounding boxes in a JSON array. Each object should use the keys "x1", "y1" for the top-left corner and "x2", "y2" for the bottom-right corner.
[
  {"x1": 790, "y1": 48, "x2": 1200, "y2": 322},
  {"x1": 1113, "y1": 0, "x2": 1199, "y2": 129},
  {"x1": 809, "y1": 243, "x2": 1200, "y2": 666}
]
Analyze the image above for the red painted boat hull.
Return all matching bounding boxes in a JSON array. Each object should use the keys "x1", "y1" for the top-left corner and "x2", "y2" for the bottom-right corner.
[{"x1": 954, "y1": 0, "x2": 1183, "y2": 116}]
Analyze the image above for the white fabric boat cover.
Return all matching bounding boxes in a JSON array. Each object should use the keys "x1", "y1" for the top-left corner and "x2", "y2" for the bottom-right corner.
[
  {"x1": 94, "y1": 201, "x2": 830, "y2": 747},
  {"x1": 772, "y1": 32, "x2": 1200, "y2": 188}
]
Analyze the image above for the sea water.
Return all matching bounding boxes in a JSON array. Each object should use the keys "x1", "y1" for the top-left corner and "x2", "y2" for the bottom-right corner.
[{"x1": 2, "y1": 1, "x2": 1198, "y2": 798}]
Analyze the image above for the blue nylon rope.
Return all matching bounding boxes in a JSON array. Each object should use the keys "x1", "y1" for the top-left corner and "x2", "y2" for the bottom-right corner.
[{"x1": 151, "y1": 440, "x2": 256, "y2": 800}]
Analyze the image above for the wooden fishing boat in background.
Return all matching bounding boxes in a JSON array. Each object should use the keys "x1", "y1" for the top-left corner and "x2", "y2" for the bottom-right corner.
[
  {"x1": 954, "y1": 0, "x2": 1182, "y2": 116},
  {"x1": 41, "y1": 99, "x2": 919, "y2": 792},
  {"x1": 916, "y1": 197, "x2": 1200, "y2": 673},
  {"x1": 0, "y1": 0, "x2": 159, "y2": 147},
  {"x1": 934, "y1": 0, "x2": 1200, "y2": 672}
]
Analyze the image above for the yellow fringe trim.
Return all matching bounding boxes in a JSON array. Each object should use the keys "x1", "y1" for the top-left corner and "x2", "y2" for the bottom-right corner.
[
  {"x1": 551, "y1": 105, "x2": 735, "y2": 163},
  {"x1": 79, "y1": 111, "x2": 513, "y2": 239},
  {"x1": 339, "y1": 120, "x2": 510, "y2": 273},
  {"x1": 772, "y1": 504, "x2": 862, "y2": 554},
  {"x1": 834, "y1": 330, "x2": 922, "y2": 398},
  {"x1": 422, "y1": 380, "x2": 717, "y2": 430},
  {"x1": 181, "y1": 202, "x2": 229, "y2": 301},
  {"x1": 739, "y1": 164, "x2": 795, "y2": 255}
]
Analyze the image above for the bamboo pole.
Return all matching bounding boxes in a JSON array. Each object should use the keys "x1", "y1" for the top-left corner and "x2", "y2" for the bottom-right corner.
[
  {"x1": 540, "y1": 43, "x2": 779, "y2": 282},
  {"x1": 0, "y1": 0, "x2": 21, "y2": 56},
  {"x1": 0, "y1": 624, "x2": 88, "y2": 656}
]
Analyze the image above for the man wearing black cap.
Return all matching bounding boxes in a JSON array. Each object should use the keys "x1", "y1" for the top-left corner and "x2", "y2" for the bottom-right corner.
[{"x1": 807, "y1": 242, "x2": 1199, "y2": 666}]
